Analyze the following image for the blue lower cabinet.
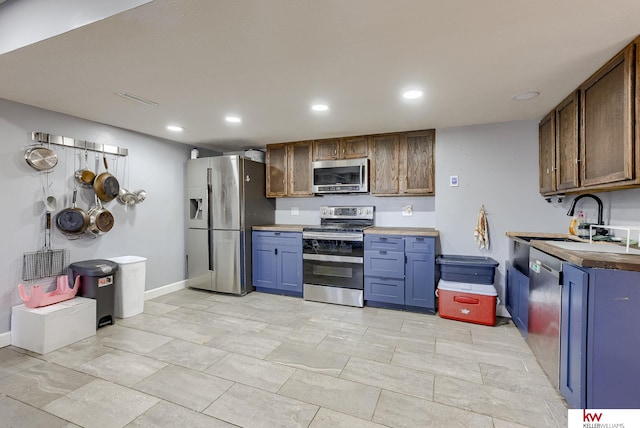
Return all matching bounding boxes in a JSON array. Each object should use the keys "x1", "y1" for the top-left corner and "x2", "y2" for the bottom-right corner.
[
  {"x1": 405, "y1": 251, "x2": 435, "y2": 311},
  {"x1": 505, "y1": 262, "x2": 529, "y2": 337},
  {"x1": 364, "y1": 276, "x2": 404, "y2": 304},
  {"x1": 560, "y1": 263, "x2": 588, "y2": 409},
  {"x1": 559, "y1": 263, "x2": 640, "y2": 409},
  {"x1": 364, "y1": 234, "x2": 436, "y2": 312},
  {"x1": 252, "y1": 231, "x2": 302, "y2": 297}
]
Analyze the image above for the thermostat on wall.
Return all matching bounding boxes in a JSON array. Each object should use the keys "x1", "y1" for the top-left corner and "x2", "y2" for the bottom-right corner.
[{"x1": 450, "y1": 176, "x2": 459, "y2": 187}]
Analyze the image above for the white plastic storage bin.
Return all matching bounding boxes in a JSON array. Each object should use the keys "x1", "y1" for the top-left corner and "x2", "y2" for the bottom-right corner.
[
  {"x1": 108, "y1": 256, "x2": 147, "y2": 318},
  {"x1": 11, "y1": 297, "x2": 96, "y2": 354}
]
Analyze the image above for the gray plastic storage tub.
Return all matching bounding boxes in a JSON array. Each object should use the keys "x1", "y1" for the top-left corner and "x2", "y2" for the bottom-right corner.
[{"x1": 436, "y1": 255, "x2": 499, "y2": 285}]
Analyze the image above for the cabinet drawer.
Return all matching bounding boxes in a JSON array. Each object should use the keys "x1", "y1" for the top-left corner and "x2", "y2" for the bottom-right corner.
[
  {"x1": 364, "y1": 251, "x2": 404, "y2": 278},
  {"x1": 365, "y1": 276, "x2": 405, "y2": 304},
  {"x1": 253, "y1": 231, "x2": 301, "y2": 248},
  {"x1": 364, "y1": 235, "x2": 405, "y2": 252},
  {"x1": 405, "y1": 236, "x2": 435, "y2": 253}
]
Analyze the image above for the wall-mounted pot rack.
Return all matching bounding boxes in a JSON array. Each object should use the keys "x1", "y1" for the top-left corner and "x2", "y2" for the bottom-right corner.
[{"x1": 31, "y1": 132, "x2": 128, "y2": 156}]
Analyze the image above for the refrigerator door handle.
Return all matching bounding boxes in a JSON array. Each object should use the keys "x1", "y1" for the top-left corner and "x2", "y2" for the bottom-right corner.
[{"x1": 209, "y1": 231, "x2": 214, "y2": 271}]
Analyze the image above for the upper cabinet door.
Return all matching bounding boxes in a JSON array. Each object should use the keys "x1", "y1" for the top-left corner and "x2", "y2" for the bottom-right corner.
[
  {"x1": 314, "y1": 136, "x2": 369, "y2": 160},
  {"x1": 341, "y1": 136, "x2": 369, "y2": 159},
  {"x1": 370, "y1": 134, "x2": 400, "y2": 195},
  {"x1": 539, "y1": 112, "x2": 556, "y2": 194},
  {"x1": 580, "y1": 44, "x2": 635, "y2": 187},
  {"x1": 313, "y1": 138, "x2": 340, "y2": 161},
  {"x1": 266, "y1": 144, "x2": 288, "y2": 197},
  {"x1": 556, "y1": 91, "x2": 580, "y2": 191},
  {"x1": 288, "y1": 141, "x2": 313, "y2": 196},
  {"x1": 401, "y1": 130, "x2": 435, "y2": 195}
]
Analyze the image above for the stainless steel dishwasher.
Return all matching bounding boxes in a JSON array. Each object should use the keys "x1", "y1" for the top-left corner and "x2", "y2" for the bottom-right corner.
[{"x1": 527, "y1": 247, "x2": 563, "y2": 387}]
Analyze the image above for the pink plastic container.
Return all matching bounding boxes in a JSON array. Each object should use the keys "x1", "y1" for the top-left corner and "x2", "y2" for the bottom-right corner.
[{"x1": 18, "y1": 275, "x2": 80, "y2": 308}]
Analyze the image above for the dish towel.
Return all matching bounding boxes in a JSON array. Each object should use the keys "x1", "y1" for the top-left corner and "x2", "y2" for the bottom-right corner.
[{"x1": 474, "y1": 204, "x2": 490, "y2": 250}]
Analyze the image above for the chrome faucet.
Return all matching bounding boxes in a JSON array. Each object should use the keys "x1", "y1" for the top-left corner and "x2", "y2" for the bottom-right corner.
[{"x1": 566, "y1": 194, "x2": 605, "y2": 232}]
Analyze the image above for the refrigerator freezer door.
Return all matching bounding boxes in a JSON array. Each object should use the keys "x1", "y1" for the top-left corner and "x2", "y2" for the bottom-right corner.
[
  {"x1": 211, "y1": 229, "x2": 244, "y2": 294},
  {"x1": 186, "y1": 158, "x2": 210, "y2": 229},
  {"x1": 187, "y1": 228, "x2": 211, "y2": 290},
  {"x1": 210, "y1": 156, "x2": 241, "y2": 230}
]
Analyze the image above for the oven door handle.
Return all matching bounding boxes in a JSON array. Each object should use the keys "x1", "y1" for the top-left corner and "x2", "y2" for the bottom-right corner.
[
  {"x1": 302, "y1": 232, "x2": 363, "y2": 242},
  {"x1": 303, "y1": 254, "x2": 363, "y2": 264}
]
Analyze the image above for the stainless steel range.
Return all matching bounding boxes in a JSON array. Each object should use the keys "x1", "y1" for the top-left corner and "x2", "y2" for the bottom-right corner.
[{"x1": 303, "y1": 206, "x2": 374, "y2": 307}]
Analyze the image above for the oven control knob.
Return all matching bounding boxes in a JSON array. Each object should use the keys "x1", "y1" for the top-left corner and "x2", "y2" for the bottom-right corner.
[{"x1": 358, "y1": 209, "x2": 362, "y2": 215}]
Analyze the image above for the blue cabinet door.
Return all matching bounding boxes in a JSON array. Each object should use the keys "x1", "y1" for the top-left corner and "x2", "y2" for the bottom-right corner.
[
  {"x1": 560, "y1": 263, "x2": 588, "y2": 409},
  {"x1": 506, "y1": 262, "x2": 529, "y2": 337},
  {"x1": 405, "y1": 251, "x2": 435, "y2": 310},
  {"x1": 252, "y1": 233, "x2": 277, "y2": 290},
  {"x1": 278, "y1": 245, "x2": 302, "y2": 293},
  {"x1": 364, "y1": 251, "x2": 405, "y2": 279},
  {"x1": 587, "y1": 268, "x2": 640, "y2": 409},
  {"x1": 364, "y1": 276, "x2": 405, "y2": 304},
  {"x1": 505, "y1": 263, "x2": 518, "y2": 317}
]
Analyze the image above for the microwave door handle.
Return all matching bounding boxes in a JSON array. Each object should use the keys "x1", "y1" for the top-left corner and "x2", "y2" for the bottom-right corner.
[{"x1": 360, "y1": 164, "x2": 364, "y2": 188}]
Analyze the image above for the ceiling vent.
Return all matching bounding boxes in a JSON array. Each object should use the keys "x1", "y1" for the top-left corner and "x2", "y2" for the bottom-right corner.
[{"x1": 115, "y1": 92, "x2": 158, "y2": 106}]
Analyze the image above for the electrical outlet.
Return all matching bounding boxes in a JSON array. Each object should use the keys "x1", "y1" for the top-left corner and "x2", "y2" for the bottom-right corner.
[
  {"x1": 450, "y1": 175, "x2": 459, "y2": 187},
  {"x1": 291, "y1": 207, "x2": 299, "y2": 216},
  {"x1": 402, "y1": 205, "x2": 413, "y2": 216}
]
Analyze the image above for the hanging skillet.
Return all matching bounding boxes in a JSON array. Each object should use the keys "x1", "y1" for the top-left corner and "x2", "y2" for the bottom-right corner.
[
  {"x1": 25, "y1": 146, "x2": 58, "y2": 171},
  {"x1": 56, "y1": 189, "x2": 90, "y2": 236},
  {"x1": 94, "y1": 154, "x2": 120, "y2": 202}
]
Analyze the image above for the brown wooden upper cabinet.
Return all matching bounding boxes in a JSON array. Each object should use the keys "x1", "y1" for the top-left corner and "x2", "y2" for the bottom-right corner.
[
  {"x1": 313, "y1": 136, "x2": 369, "y2": 160},
  {"x1": 580, "y1": 43, "x2": 635, "y2": 187},
  {"x1": 266, "y1": 143, "x2": 288, "y2": 197},
  {"x1": 287, "y1": 141, "x2": 313, "y2": 196},
  {"x1": 555, "y1": 91, "x2": 580, "y2": 191},
  {"x1": 266, "y1": 142, "x2": 313, "y2": 197},
  {"x1": 538, "y1": 112, "x2": 556, "y2": 194},
  {"x1": 539, "y1": 37, "x2": 640, "y2": 195},
  {"x1": 370, "y1": 130, "x2": 435, "y2": 196}
]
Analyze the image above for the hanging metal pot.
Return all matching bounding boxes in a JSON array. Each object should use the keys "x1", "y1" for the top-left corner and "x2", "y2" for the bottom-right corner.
[
  {"x1": 117, "y1": 187, "x2": 137, "y2": 207},
  {"x1": 86, "y1": 196, "x2": 115, "y2": 237},
  {"x1": 75, "y1": 150, "x2": 95, "y2": 188},
  {"x1": 55, "y1": 189, "x2": 89, "y2": 236},
  {"x1": 93, "y1": 154, "x2": 120, "y2": 202},
  {"x1": 25, "y1": 146, "x2": 58, "y2": 171}
]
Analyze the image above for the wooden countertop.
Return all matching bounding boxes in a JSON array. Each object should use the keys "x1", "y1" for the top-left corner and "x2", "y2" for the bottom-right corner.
[
  {"x1": 252, "y1": 224, "x2": 305, "y2": 232},
  {"x1": 505, "y1": 231, "x2": 582, "y2": 240},
  {"x1": 506, "y1": 231, "x2": 640, "y2": 272},
  {"x1": 365, "y1": 227, "x2": 439, "y2": 236},
  {"x1": 531, "y1": 240, "x2": 640, "y2": 272}
]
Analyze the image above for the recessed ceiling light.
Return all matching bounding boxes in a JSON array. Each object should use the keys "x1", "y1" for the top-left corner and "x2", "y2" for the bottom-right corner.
[
  {"x1": 402, "y1": 90, "x2": 423, "y2": 100},
  {"x1": 225, "y1": 116, "x2": 242, "y2": 123},
  {"x1": 512, "y1": 91, "x2": 540, "y2": 101},
  {"x1": 311, "y1": 104, "x2": 329, "y2": 112},
  {"x1": 166, "y1": 125, "x2": 184, "y2": 132}
]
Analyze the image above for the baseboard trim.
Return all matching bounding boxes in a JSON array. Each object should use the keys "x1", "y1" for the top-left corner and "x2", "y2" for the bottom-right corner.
[
  {"x1": 0, "y1": 331, "x2": 11, "y2": 348},
  {"x1": 496, "y1": 304, "x2": 510, "y2": 318},
  {"x1": 144, "y1": 280, "x2": 187, "y2": 300}
]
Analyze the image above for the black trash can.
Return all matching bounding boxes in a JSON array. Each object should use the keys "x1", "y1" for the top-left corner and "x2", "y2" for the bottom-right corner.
[{"x1": 70, "y1": 259, "x2": 119, "y2": 328}]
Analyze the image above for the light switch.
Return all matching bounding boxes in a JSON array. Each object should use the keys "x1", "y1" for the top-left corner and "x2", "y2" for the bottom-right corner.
[{"x1": 450, "y1": 176, "x2": 459, "y2": 187}]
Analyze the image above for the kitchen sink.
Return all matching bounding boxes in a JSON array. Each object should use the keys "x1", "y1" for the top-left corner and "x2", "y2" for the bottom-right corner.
[{"x1": 545, "y1": 240, "x2": 640, "y2": 255}]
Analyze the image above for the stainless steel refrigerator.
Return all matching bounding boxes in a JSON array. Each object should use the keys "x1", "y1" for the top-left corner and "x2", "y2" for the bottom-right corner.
[{"x1": 187, "y1": 155, "x2": 275, "y2": 295}]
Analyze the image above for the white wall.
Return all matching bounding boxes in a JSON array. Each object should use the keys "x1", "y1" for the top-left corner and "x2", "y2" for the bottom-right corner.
[
  {"x1": 434, "y1": 121, "x2": 571, "y2": 314},
  {"x1": 0, "y1": 98, "x2": 191, "y2": 334}
]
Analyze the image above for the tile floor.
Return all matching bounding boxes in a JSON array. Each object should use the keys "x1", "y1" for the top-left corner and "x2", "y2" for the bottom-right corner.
[{"x1": 0, "y1": 288, "x2": 568, "y2": 427}]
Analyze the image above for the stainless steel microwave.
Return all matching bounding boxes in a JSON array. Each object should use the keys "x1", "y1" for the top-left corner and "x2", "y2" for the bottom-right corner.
[{"x1": 312, "y1": 158, "x2": 369, "y2": 194}]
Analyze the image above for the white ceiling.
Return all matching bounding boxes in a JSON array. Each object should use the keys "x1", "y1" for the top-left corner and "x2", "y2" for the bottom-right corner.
[{"x1": 1, "y1": 0, "x2": 640, "y2": 151}]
